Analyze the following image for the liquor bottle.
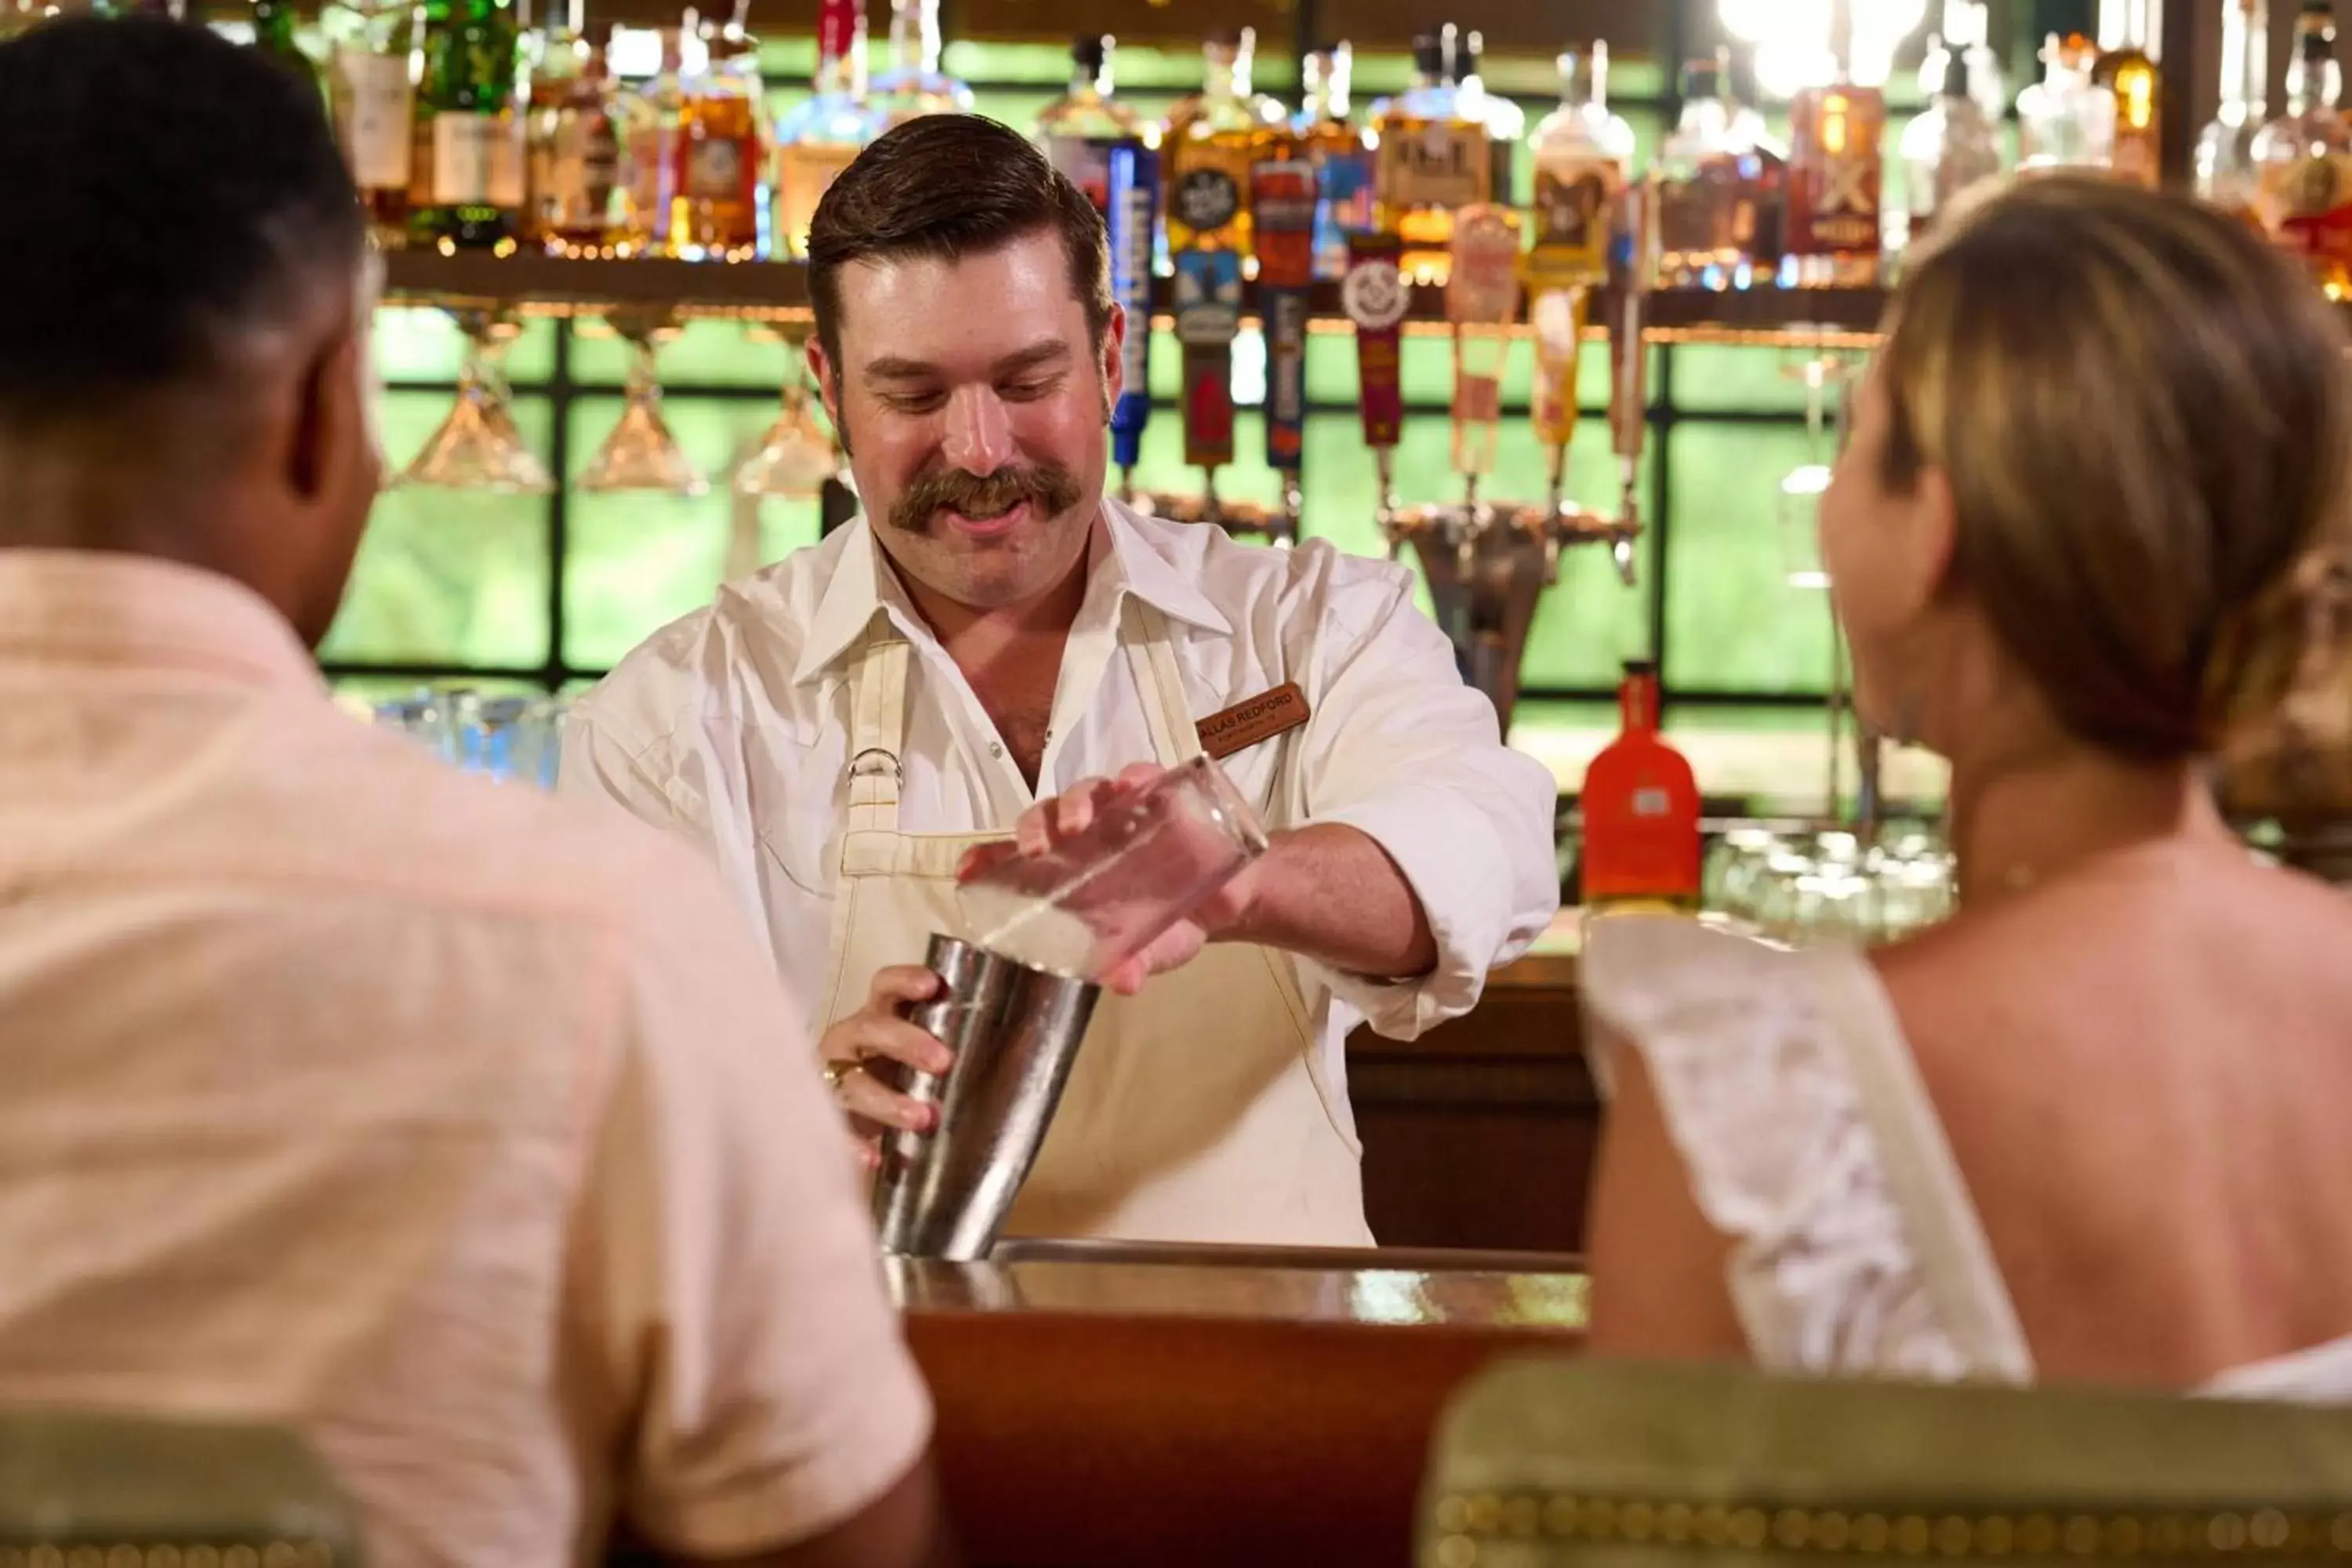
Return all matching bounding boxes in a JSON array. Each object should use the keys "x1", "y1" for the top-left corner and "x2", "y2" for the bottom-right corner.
[
  {"x1": 612, "y1": 27, "x2": 683, "y2": 256},
  {"x1": 1787, "y1": 0, "x2": 1886, "y2": 288},
  {"x1": 1581, "y1": 661, "x2": 1702, "y2": 919},
  {"x1": 2094, "y1": 0, "x2": 2161, "y2": 187},
  {"x1": 1036, "y1": 34, "x2": 1145, "y2": 218},
  {"x1": 1163, "y1": 28, "x2": 1285, "y2": 261},
  {"x1": 1918, "y1": 1, "x2": 2008, "y2": 124},
  {"x1": 2198, "y1": 0, "x2": 2270, "y2": 224},
  {"x1": 1293, "y1": 42, "x2": 1376, "y2": 283},
  {"x1": 324, "y1": 0, "x2": 420, "y2": 242},
  {"x1": 868, "y1": 0, "x2": 972, "y2": 126},
  {"x1": 775, "y1": 0, "x2": 883, "y2": 259},
  {"x1": 675, "y1": 0, "x2": 764, "y2": 259},
  {"x1": 1527, "y1": 42, "x2": 1634, "y2": 289},
  {"x1": 1373, "y1": 24, "x2": 1490, "y2": 285},
  {"x1": 1654, "y1": 53, "x2": 1745, "y2": 288},
  {"x1": 1900, "y1": 36, "x2": 2001, "y2": 251},
  {"x1": 252, "y1": 0, "x2": 322, "y2": 97},
  {"x1": 2253, "y1": 0, "x2": 2352, "y2": 295},
  {"x1": 525, "y1": 4, "x2": 619, "y2": 255},
  {"x1": 1453, "y1": 28, "x2": 1523, "y2": 201},
  {"x1": 413, "y1": 0, "x2": 525, "y2": 251},
  {"x1": 2017, "y1": 34, "x2": 2116, "y2": 171}
]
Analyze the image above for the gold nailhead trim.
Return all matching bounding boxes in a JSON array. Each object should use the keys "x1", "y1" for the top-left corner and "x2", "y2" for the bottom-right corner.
[{"x1": 1434, "y1": 1491, "x2": 2352, "y2": 1557}]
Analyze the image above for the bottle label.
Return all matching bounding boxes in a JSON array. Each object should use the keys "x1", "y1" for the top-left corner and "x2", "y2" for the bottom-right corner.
[
  {"x1": 485, "y1": 113, "x2": 526, "y2": 207},
  {"x1": 778, "y1": 141, "x2": 861, "y2": 252},
  {"x1": 531, "y1": 108, "x2": 618, "y2": 232},
  {"x1": 685, "y1": 134, "x2": 748, "y2": 202},
  {"x1": 431, "y1": 112, "x2": 497, "y2": 204},
  {"x1": 1529, "y1": 156, "x2": 1621, "y2": 289},
  {"x1": 1377, "y1": 122, "x2": 1487, "y2": 211},
  {"x1": 1791, "y1": 91, "x2": 1886, "y2": 258},
  {"x1": 335, "y1": 49, "x2": 412, "y2": 191},
  {"x1": 2113, "y1": 125, "x2": 2160, "y2": 189},
  {"x1": 2263, "y1": 154, "x2": 2352, "y2": 265},
  {"x1": 1171, "y1": 166, "x2": 1241, "y2": 240}
]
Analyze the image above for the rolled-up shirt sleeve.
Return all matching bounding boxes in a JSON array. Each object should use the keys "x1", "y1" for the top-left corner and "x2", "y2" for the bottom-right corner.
[{"x1": 1298, "y1": 568, "x2": 1561, "y2": 1040}]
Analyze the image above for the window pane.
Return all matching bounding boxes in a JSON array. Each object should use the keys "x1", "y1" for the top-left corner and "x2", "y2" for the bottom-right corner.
[
  {"x1": 322, "y1": 391, "x2": 555, "y2": 668},
  {"x1": 1663, "y1": 421, "x2": 1838, "y2": 696},
  {"x1": 561, "y1": 395, "x2": 802, "y2": 668}
]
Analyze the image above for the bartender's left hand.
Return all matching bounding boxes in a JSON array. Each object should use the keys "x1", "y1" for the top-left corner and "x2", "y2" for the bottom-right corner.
[{"x1": 956, "y1": 763, "x2": 1261, "y2": 996}]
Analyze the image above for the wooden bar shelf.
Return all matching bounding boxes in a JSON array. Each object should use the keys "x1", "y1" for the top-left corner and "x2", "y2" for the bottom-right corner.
[{"x1": 378, "y1": 247, "x2": 1893, "y2": 343}]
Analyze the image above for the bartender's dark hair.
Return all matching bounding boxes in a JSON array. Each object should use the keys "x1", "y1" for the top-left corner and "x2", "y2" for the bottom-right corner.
[
  {"x1": 806, "y1": 114, "x2": 1112, "y2": 385},
  {"x1": 0, "y1": 16, "x2": 364, "y2": 429}
]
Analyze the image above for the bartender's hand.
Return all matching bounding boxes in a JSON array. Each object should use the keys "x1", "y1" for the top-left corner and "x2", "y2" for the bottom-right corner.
[
  {"x1": 956, "y1": 763, "x2": 1262, "y2": 996},
  {"x1": 821, "y1": 965, "x2": 954, "y2": 1171}
]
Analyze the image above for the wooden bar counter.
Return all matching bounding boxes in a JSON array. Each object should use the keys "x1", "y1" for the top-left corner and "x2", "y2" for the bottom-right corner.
[
  {"x1": 1347, "y1": 929, "x2": 1596, "y2": 1254},
  {"x1": 891, "y1": 1241, "x2": 1588, "y2": 1567}
]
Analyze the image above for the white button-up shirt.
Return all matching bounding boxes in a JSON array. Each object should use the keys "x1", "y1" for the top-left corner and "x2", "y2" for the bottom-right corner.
[{"x1": 561, "y1": 499, "x2": 1561, "y2": 1098}]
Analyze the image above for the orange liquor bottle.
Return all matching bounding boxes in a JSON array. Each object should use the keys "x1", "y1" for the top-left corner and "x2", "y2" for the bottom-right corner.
[{"x1": 1581, "y1": 661, "x2": 1701, "y2": 916}]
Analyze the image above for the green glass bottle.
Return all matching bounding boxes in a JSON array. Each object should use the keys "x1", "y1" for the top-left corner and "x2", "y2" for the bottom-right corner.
[
  {"x1": 252, "y1": 0, "x2": 324, "y2": 100},
  {"x1": 414, "y1": 0, "x2": 524, "y2": 249}
]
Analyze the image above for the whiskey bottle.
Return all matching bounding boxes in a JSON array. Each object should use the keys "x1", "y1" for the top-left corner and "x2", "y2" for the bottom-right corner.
[
  {"x1": 2017, "y1": 33, "x2": 2116, "y2": 171},
  {"x1": 1163, "y1": 28, "x2": 1285, "y2": 261},
  {"x1": 868, "y1": 0, "x2": 972, "y2": 126},
  {"x1": 2254, "y1": 0, "x2": 2352, "y2": 295},
  {"x1": 524, "y1": 4, "x2": 619, "y2": 255},
  {"x1": 1373, "y1": 24, "x2": 1490, "y2": 286},
  {"x1": 1581, "y1": 661, "x2": 1702, "y2": 920},
  {"x1": 612, "y1": 27, "x2": 683, "y2": 256},
  {"x1": 1654, "y1": 53, "x2": 1744, "y2": 288},
  {"x1": 775, "y1": 0, "x2": 884, "y2": 259},
  {"x1": 1527, "y1": 42, "x2": 1634, "y2": 291},
  {"x1": 1293, "y1": 42, "x2": 1376, "y2": 282},
  {"x1": 413, "y1": 0, "x2": 525, "y2": 251},
  {"x1": 1453, "y1": 28, "x2": 1523, "y2": 200},
  {"x1": 675, "y1": 0, "x2": 765, "y2": 259},
  {"x1": 2093, "y1": 0, "x2": 2161, "y2": 188},
  {"x1": 2198, "y1": 0, "x2": 2270, "y2": 224},
  {"x1": 1899, "y1": 36, "x2": 2001, "y2": 249},
  {"x1": 1036, "y1": 34, "x2": 1145, "y2": 219},
  {"x1": 1786, "y1": 0, "x2": 1886, "y2": 288},
  {"x1": 323, "y1": 0, "x2": 419, "y2": 242}
]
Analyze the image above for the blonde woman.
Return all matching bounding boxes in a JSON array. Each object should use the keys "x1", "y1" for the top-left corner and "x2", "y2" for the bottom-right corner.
[{"x1": 1584, "y1": 176, "x2": 2352, "y2": 1398}]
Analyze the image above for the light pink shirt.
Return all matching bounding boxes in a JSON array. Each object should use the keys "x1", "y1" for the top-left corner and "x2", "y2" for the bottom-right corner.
[{"x1": 0, "y1": 552, "x2": 931, "y2": 1568}]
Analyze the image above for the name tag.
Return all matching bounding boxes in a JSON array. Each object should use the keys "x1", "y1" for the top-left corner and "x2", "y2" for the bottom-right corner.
[{"x1": 1196, "y1": 682, "x2": 1311, "y2": 760}]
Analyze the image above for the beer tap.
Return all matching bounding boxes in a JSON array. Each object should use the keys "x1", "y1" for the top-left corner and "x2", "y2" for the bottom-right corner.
[
  {"x1": 1346, "y1": 233, "x2": 1410, "y2": 550},
  {"x1": 1246, "y1": 154, "x2": 1316, "y2": 546},
  {"x1": 1105, "y1": 142, "x2": 1157, "y2": 510}
]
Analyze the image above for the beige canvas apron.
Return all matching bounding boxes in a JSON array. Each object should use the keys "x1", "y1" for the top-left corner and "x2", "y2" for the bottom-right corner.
[{"x1": 816, "y1": 600, "x2": 1373, "y2": 1247}]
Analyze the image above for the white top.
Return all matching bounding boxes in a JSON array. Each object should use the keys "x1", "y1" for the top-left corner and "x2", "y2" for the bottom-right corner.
[
  {"x1": 0, "y1": 551, "x2": 933, "y2": 1567},
  {"x1": 1582, "y1": 916, "x2": 2352, "y2": 1403},
  {"x1": 560, "y1": 500, "x2": 1563, "y2": 1081}
]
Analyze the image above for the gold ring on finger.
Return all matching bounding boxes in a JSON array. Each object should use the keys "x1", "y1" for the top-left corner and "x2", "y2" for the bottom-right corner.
[{"x1": 822, "y1": 1057, "x2": 864, "y2": 1092}]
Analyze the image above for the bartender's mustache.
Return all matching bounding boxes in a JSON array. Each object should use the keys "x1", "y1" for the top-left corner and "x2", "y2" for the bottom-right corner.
[{"x1": 887, "y1": 462, "x2": 1085, "y2": 536}]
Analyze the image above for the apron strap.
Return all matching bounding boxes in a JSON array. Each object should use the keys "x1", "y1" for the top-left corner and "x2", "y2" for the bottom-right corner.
[
  {"x1": 1127, "y1": 601, "x2": 1205, "y2": 768},
  {"x1": 845, "y1": 634, "x2": 911, "y2": 834}
]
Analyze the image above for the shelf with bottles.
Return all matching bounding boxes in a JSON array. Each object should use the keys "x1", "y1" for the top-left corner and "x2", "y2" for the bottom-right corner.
[{"x1": 379, "y1": 244, "x2": 1896, "y2": 339}]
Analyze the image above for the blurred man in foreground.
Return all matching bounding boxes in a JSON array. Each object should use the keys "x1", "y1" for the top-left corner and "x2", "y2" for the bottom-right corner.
[{"x1": 0, "y1": 18, "x2": 946, "y2": 1567}]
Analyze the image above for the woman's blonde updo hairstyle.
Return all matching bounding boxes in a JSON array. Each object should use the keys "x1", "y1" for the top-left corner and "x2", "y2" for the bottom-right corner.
[{"x1": 1875, "y1": 173, "x2": 2352, "y2": 769}]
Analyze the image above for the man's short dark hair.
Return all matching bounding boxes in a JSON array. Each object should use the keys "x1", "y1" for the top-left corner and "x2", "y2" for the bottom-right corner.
[
  {"x1": 805, "y1": 114, "x2": 1112, "y2": 381},
  {"x1": 0, "y1": 16, "x2": 364, "y2": 429}
]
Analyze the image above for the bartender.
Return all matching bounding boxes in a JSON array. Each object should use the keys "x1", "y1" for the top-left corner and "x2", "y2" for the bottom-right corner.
[{"x1": 561, "y1": 114, "x2": 1559, "y2": 1247}]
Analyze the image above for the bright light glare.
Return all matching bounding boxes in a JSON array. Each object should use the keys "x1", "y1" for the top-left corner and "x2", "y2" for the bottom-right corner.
[{"x1": 1721, "y1": 0, "x2": 1926, "y2": 92}]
